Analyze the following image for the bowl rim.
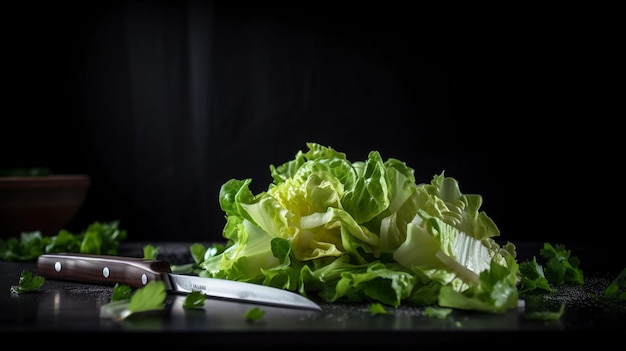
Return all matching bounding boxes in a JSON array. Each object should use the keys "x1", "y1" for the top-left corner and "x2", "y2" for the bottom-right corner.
[{"x1": 0, "y1": 175, "x2": 91, "y2": 189}]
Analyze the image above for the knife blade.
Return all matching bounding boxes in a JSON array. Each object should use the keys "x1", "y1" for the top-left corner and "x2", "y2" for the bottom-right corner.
[{"x1": 36, "y1": 253, "x2": 322, "y2": 312}]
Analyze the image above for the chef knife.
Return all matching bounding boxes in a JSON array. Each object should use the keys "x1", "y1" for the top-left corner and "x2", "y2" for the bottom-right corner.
[{"x1": 36, "y1": 253, "x2": 322, "y2": 312}]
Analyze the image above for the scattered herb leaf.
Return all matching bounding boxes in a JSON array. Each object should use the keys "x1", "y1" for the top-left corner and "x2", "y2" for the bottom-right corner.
[
  {"x1": 603, "y1": 268, "x2": 626, "y2": 299},
  {"x1": 170, "y1": 242, "x2": 218, "y2": 275},
  {"x1": 101, "y1": 281, "x2": 167, "y2": 321},
  {"x1": 519, "y1": 256, "x2": 552, "y2": 294},
  {"x1": 245, "y1": 307, "x2": 265, "y2": 321},
  {"x1": 99, "y1": 300, "x2": 131, "y2": 319},
  {"x1": 541, "y1": 243, "x2": 584, "y2": 285},
  {"x1": 110, "y1": 283, "x2": 132, "y2": 302},
  {"x1": 183, "y1": 291, "x2": 206, "y2": 309},
  {"x1": 10, "y1": 269, "x2": 45, "y2": 294},
  {"x1": 423, "y1": 306, "x2": 453, "y2": 319},
  {"x1": 123, "y1": 281, "x2": 167, "y2": 317},
  {"x1": 368, "y1": 303, "x2": 389, "y2": 315},
  {"x1": 143, "y1": 244, "x2": 160, "y2": 259},
  {"x1": 519, "y1": 243, "x2": 584, "y2": 294},
  {"x1": 589, "y1": 268, "x2": 626, "y2": 300}
]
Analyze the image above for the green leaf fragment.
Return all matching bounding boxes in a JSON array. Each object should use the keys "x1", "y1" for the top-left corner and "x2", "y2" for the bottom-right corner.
[
  {"x1": 519, "y1": 257, "x2": 552, "y2": 294},
  {"x1": 604, "y1": 268, "x2": 626, "y2": 298},
  {"x1": 126, "y1": 281, "x2": 167, "y2": 314},
  {"x1": 10, "y1": 269, "x2": 45, "y2": 294},
  {"x1": 519, "y1": 243, "x2": 585, "y2": 295},
  {"x1": 245, "y1": 307, "x2": 266, "y2": 321},
  {"x1": 99, "y1": 300, "x2": 131, "y2": 319},
  {"x1": 423, "y1": 306, "x2": 453, "y2": 319},
  {"x1": 541, "y1": 243, "x2": 584, "y2": 285},
  {"x1": 101, "y1": 281, "x2": 167, "y2": 321},
  {"x1": 110, "y1": 283, "x2": 132, "y2": 302},
  {"x1": 143, "y1": 244, "x2": 160, "y2": 259},
  {"x1": 368, "y1": 302, "x2": 389, "y2": 315},
  {"x1": 524, "y1": 302, "x2": 565, "y2": 320},
  {"x1": 183, "y1": 291, "x2": 206, "y2": 309}
]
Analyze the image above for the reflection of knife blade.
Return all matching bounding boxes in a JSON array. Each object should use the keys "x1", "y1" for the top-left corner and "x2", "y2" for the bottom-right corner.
[{"x1": 37, "y1": 253, "x2": 321, "y2": 312}]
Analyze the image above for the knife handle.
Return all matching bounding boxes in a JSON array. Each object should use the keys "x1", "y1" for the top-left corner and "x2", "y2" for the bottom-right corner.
[{"x1": 37, "y1": 253, "x2": 173, "y2": 289}]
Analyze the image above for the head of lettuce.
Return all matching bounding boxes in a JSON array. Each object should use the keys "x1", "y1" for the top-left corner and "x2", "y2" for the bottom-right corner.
[{"x1": 198, "y1": 142, "x2": 519, "y2": 313}]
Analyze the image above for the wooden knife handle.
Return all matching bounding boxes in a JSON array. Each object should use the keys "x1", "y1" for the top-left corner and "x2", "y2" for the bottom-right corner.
[{"x1": 37, "y1": 253, "x2": 173, "y2": 289}]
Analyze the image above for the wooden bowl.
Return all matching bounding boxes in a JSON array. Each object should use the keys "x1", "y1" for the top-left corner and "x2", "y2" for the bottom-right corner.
[{"x1": 0, "y1": 175, "x2": 91, "y2": 237}]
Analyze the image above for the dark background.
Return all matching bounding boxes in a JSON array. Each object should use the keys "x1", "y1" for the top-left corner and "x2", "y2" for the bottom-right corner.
[{"x1": 1, "y1": 1, "x2": 619, "y2": 243}]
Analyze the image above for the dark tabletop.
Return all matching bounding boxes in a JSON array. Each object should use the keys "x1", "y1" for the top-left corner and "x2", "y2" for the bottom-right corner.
[{"x1": 1, "y1": 241, "x2": 624, "y2": 346}]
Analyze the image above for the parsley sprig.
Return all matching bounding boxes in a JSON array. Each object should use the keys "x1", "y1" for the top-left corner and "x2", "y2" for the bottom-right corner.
[
  {"x1": 100, "y1": 281, "x2": 167, "y2": 321},
  {"x1": 519, "y1": 242, "x2": 584, "y2": 294},
  {"x1": 10, "y1": 269, "x2": 45, "y2": 294}
]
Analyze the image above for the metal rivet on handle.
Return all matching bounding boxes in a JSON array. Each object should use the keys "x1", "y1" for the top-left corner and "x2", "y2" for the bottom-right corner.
[
  {"x1": 102, "y1": 267, "x2": 110, "y2": 278},
  {"x1": 141, "y1": 274, "x2": 147, "y2": 285},
  {"x1": 54, "y1": 261, "x2": 61, "y2": 272}
]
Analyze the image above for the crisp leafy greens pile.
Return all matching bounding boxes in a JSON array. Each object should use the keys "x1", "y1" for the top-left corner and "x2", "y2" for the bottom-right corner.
[
  {"x1": 0, "y1": 221, "x2": 127, "y2": 261},
  {"x1": 197, "y1": 142, "x2": 519, "y2": 313}
]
